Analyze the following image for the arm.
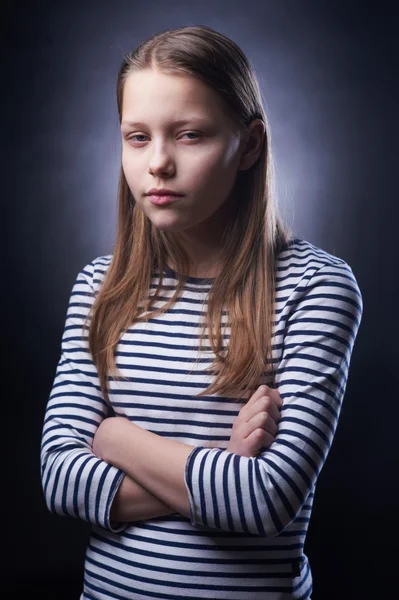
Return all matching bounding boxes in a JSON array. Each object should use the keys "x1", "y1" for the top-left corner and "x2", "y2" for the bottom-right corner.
[
  {"x1": 182, "y1": 263, "x2": 363, "y2": 535},
  {"x1": 110, "y1": 474, "x2": 177, "y2": 523},
  {"x1": 93, "y1": 416, "x2": 196, "y2": 519},
  {"x1": 99, "y1": 388, "x2": 283, "y2": 523},
  {"x1": 40, "y1": 262, "x2": 130, "y2": 532},
  {"x1": 104, "y1": 386, "x2": 282, "y2": 523},
  {"x1": 94, "y1": 262, "x2": 364, "y2": 529}
]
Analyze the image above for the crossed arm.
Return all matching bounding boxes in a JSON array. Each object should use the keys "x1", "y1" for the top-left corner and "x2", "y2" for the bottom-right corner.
[
  {"x1": 109, "y1": 473, "x2": 175, "y2": 523},
  {"x1": 92, "y1": 416, "x2": 197, "y2": 523},
  {"x1": 93, "y1": 385, "x2": 278, "y2": 525},
  {"x1": 42, "y1": 261, "x2": 363, "y2": 534}
]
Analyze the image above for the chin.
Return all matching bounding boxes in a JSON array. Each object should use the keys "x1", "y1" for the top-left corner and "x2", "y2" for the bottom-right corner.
[
  {"x1": 148, "y1": 215, "x2": 186, "y2": 232},
  {"x1": 154, "y1": 222, "x2": 186, "y2": 233}
]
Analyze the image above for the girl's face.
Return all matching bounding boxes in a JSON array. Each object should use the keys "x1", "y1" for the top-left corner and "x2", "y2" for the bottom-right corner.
[{"x1": 120, "y1": 68, "x2": 247, "y2": 234}]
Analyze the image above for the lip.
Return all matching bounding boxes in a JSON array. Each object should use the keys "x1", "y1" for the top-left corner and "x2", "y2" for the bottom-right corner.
[
  {"x1": 148, "y1": 194, "x2": 180, "y2": 206},
  {"x1": 146, "y1": 188, "x2": 183, "y2": 196}
]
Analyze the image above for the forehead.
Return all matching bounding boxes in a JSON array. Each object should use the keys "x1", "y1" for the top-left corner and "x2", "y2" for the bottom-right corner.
[{"x1": 121, "y1": 69, "x2": 230, "y2": 125}]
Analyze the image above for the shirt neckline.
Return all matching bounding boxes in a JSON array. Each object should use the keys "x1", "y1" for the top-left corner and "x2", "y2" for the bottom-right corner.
[
  {"x1": 163, "y1": 264, "x2": 216, "y2": 284},
  {"x1": 161, "y1": 237, "x2": 299, "y2": 285}
]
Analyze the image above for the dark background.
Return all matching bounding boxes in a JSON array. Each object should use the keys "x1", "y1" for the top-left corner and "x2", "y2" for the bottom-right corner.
[{"x1": 5, "y1": 1, "x2": 398, "y2": 598}]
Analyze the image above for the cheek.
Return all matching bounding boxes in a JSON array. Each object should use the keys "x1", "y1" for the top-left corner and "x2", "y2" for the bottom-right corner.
[
  {"x1": 122, "y1": 155, "x2": 140, "y2": 190},
  {"x1": 190, "y1": 150, "x2": 230, "y2": 186},
  {"x1": 122, "y1": 153, "x2": 133, "y2": 174},
  {"x1": 193, "y1": 154, "x2": 237, "y2": 198}
]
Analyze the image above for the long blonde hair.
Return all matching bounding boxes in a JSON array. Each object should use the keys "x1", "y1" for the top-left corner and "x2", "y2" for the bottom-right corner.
[{"x1": 84, "y1": 25, "x2": 293, "y2": 406}]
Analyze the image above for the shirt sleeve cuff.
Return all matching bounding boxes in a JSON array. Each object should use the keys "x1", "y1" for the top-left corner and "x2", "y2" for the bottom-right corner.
[
  {"x1": 103, "y1": 469, "x2": 130, "y2": 533},
  {"x1": 184, "y1": 446, "x2": 213, "y2": 528}
]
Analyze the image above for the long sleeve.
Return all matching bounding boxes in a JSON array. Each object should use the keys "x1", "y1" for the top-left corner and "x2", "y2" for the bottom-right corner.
[
  {"x1": 40, "y1": 262, "x2": 128, "y2": 533},
  {"x1": 184, "y1": 261, "x2": 363, "y2": 537}
]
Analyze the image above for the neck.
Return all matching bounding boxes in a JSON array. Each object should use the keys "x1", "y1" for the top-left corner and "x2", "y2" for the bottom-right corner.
[{"x1": 168, "y1": 190, "x2": 238, "y2": 278}]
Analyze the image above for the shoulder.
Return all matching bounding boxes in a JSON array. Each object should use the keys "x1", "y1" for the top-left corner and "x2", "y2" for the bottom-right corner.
[
  {"x1": 277, "y1": 237, "x2": 363, "y2": 308},
  {"x1": 75, "y1": 254, "x2": 113, "y2": 294},
  {"x1": 278, "y1": 236, "x2": 350, "y2": 271}
]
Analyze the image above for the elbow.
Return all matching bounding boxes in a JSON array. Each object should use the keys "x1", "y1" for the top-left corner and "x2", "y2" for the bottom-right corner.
[
  {"x1": 43, "y1": 490, "x2": 58, "y2": 517},
  {"x1": 41, "y1": 476, "x2": 58, "y2": 517},
  {"x1": 40, "y1": 461, "x2": 60, "y2": 517},
  {"x1": 253, "y1": 460, "x2": 307, "y2": 537},
  {"x1": 250, "y1": 509, "x2": 301, "y2": 538},
  {"x1": 257, "y1": 499, "x2": 307, "y2": 538},
  {"x1": 40, "y1": 448, "x2": 71, "y2": 519}
]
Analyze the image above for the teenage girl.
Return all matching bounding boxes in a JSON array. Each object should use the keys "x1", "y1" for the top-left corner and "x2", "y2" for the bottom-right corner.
[{"x1": 40, "y1": 25, "x2": 363, "y2": 600}]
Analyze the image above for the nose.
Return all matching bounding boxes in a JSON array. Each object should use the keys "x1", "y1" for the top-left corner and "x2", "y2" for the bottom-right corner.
[{"x1": 148, "y1": 145, "x2": 175, "y2": 177}]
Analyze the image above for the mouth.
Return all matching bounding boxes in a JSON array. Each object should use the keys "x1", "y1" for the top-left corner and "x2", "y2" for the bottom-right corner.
[{"x1": 147, "y1": 194, "x2": 181, "y2": 206}]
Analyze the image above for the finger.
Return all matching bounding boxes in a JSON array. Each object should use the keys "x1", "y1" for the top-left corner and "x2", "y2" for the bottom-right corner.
[
  {"x1": 245, "y1": 395, "x2": 281, "y2": 424},
  {"x1": 258, "y1": 385, "x2": 283, "y2": 409},
  {"x1": 246, "y1": 428, "x2": 275, "y2": 454},
  {"x1": 246, "y1": 411, "x2": 278, "y2": 438},
  {"x1": 261, "y1": 429, "x2": 276, "y2": 449},
  {"x1": 241, "y1": 385, "x2": 270, "y2": 414},
  {"x1": 259, "y1": 412, "x2": 278, "y2": 438},
  {"x1": 267, "y1": 386, "x2": 284, "y2": 409},
  {"x1": 245, "y1": 429, "x2": 267, "y2": 456},
  {"x1": 259, "y1": 399, "x2": 281, "y2": 424}
]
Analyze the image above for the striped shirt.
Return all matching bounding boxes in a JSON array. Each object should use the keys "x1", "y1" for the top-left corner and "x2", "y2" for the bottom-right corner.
[{"x1": 40, "y1": 236, "x2": 363, "y2": 599}]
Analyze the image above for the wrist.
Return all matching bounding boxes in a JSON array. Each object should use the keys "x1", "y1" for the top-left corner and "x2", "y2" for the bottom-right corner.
[
  {"x1": 109, "y1": 416, "x2": 133, "y2": 467},
  {"x1": 94, "y1": 416, "x2": 131, "y2": 466}
]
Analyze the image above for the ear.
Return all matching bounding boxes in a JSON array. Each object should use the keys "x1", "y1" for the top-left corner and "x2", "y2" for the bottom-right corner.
[{"x1": 238, "y1": 119, "x2": 266, "y2": 171}]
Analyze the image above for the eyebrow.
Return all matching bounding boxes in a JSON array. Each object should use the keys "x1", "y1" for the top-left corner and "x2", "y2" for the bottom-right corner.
[{"x1": 120, "y1": 117, "x2": 210, "y2": 128}]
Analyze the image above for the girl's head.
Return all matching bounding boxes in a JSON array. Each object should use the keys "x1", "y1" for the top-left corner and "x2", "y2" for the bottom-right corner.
[
  {"x1": 119, "y1": 65, "x2": 265, "y2": 247},
  {"x1": 87, "y1": 25, "x2": 292, "y2": 405},
  {"x1": 115, "y1": 25, "x2": 283, "y2": 269}
]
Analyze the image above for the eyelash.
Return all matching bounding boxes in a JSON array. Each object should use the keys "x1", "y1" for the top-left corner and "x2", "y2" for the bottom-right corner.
[{"x1": 127, "y1": 132, "x2": 201, "y2": 143}]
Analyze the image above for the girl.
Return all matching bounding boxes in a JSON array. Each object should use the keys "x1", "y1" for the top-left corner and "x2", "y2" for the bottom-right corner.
[{"x1": 40, "y1": 25, "x2": 363, "y2": 600}]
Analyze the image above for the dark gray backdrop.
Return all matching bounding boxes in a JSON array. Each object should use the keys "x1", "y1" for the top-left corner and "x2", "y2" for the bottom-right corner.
[{"x1": 5, "y1": 1, "x2": 398, "y2": 598}]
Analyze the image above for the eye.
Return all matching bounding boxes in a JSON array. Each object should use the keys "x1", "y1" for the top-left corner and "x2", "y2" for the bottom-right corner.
[
  {"x1": 127, "y1": 132, "x2": 201, "y2": 143},
  {"x1": 182, "y1": 132, "x2": 201, "y2": 140},
  {"x1": 129, "y1": 134, "x2": 147, "y2": 142}
]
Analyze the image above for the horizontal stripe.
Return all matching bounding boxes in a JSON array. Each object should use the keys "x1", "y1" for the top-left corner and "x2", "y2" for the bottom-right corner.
[{"x1": 41, "y1": 237, "x2": 362, "y2": 599}]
